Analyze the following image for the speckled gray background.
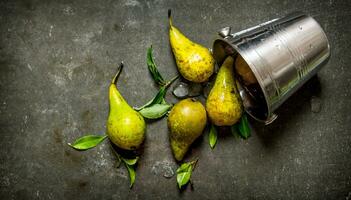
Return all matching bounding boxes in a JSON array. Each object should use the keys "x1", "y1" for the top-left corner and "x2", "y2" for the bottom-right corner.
[{"x1": 0, "y1": 0, "x2": 350, "y2": 199}]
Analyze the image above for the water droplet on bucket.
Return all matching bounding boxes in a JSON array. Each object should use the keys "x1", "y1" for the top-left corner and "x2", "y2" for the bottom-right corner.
[
  {"x1": 298, "y1": 26, "x2": 303, "y2": 30},
  {"x1": 173, "y1": 82, "x2": 189, "y2": 98},
  {"x1": 309, "y1": 44, "x2": 314, "y2": 49}
]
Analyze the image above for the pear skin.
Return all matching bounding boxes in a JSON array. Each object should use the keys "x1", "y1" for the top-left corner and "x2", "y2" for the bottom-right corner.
[
  {"x1": 235, "y1": 55, "x2": 257, "y2": 85},
  {"x1": 107, "y1": 63, "x2": 146, "y2": 150},
  {"x1": 168, "y1": 10, "x2": 214, "y2": 83},
  {"x1": 206, "y1": 56, "x2": 242, "y2": 126},
  {"x1": 168, "y1": 98, "x2": 207, "y2": 161}
]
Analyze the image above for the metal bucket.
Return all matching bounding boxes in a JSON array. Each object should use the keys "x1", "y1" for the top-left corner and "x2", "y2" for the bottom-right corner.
[{"x1": 212, "y1": 12, "x2": 330, "y2": 124}]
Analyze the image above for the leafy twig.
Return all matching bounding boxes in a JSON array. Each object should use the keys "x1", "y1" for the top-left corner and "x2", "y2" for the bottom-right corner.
[
  {"x1": 134, "y1": 75, "x2": 178, "y2": 111},
  {"x1": 135, "y1": 46, "x2": 179, "y2": 119},
  {"x1": 176, "y1": 158, "x2": 198, "y2": 189},
  {"x1": 109, "y1": 144, "x2": 139, "y2": 188},
  {"x1": 147, "y1": 46, "x2": 166, "y2": 86},
  {"x1": 139, "y1": 103, "x2": 172, "y2": 119}
]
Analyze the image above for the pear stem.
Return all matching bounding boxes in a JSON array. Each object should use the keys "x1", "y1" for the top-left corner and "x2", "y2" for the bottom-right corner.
[
  {"x1": 112, "y1": 62, "x2": 124, "y2": 85},
  {"x1": 190, "y1": 158, "x2": 199, "y2": 169},
  {"x1": 168, "y1": 9, "x2": 173, "y2": 27},
  {"x1": 164, "y1": 75, "x2": 179, "y2": 88}
]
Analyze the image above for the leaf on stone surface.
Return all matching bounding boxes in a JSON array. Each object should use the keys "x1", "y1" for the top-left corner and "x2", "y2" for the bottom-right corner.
[
  {"x1": 161, "y1": 98, "x2": 167, "y2": 104},
  {"x1": 125, "y1": 163, "x2": 136, "y2": 188},
  {"x1": 134, "y1": 86, "x2": 167, "y2": 111},
  {"x1": 139, "y1": 103, "x2": 172, "y2": 119},
  {"x1": 68, "y1": 135, "x2": 107, "y2": 150},
  {"x1": 135, "y1": 46, "x2": 179, "y2": 111},
  {"x1": 209, "y1": 124, "x2": 217, "y2": 149},
  {"x1": 121, "y1": 157, "x2": 139, "y2": 188},
  {"x1": 147, "y1": 45, "x2": 166, "y2": 86},
  {"x1": 150, "y1": 86, "x2": 167, "y2": 105},
  {"x1": 237, "y1": 114, "x2": 251, "y2": 139},
  {"x1": 109, "y1": 143, "x2": 138, "y2": 188},
  {"x1": 148, "y1": 76, "x2": 178, "y2": 106},
  {"x1": 121, "y1": 157, "x2": 139, "y2": 166},
  {"x1": 176, "y1": 159, "x2": 198, "y2": 189}
]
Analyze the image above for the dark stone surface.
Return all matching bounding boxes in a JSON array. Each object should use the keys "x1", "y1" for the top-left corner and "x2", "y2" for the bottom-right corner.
[{"x1": 0, "y1": 0, "x2": 350, "y2": 199}]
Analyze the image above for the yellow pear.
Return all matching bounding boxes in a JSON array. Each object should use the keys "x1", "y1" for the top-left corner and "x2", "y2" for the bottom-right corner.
[
  {"x1": 168, "y1": 10, "x2": 214, "y2": 83},
  {"x1": 107, "y1": 63, "x2": 146, "y2": 150},
  {"x1": 235, "y1": 54, "x2": 257, "y2": 85},
  {"x1": 206, "y1": 56, "x2": 242, "y2": 126},
  {"x1": 168, "y1": 98, "x2": 207, "y2": 161}
]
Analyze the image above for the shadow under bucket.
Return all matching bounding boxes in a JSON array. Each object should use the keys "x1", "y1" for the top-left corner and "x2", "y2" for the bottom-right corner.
[{"x1": 212, "y1": 12, "x2": 330, "y2": 124}]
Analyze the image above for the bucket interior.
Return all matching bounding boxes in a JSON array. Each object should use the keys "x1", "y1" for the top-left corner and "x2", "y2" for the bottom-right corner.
[{"x1": 213, "y1": 39, "x2": 270, "y2": 122}]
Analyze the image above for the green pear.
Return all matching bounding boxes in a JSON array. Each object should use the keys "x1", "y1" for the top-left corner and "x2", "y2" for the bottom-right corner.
[
  {"x1": 168, "y1": 98, "x2": 207, "y2": 161},
  {"x1": 107, "y1": 63, "x2": 146, "y2": 150},
  {"x1": 168, "y1": 10, "x2": 214, "y2": 83},
  {"x1": 206, "y1": 56, "x2": 242, "y2": 126}
]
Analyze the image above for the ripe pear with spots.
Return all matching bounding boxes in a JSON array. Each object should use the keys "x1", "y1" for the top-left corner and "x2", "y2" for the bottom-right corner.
[
  {"x1": 168, "y1": 98, "x2": 207, "y2": 161},
  {"x1": 168, "y1": 10, "x2": 214, "y2": 83},
  {"x1": 206, "y1": 56, "x2": 242, "y2": 126},
  {"x1": 107, "y1": 63, "x2": 146, "y2": 150}
]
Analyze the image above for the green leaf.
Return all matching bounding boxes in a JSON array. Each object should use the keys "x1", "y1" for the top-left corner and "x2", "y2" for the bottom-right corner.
[
  {"x1": 134, "y1": 98, "x2": 153, "y2": 111},
  {"x1": 109, "y1": 144, "x2": 137, "y2": 187},
  {"x1": 134, "y1": 75, "x2": 178, "y2": 111},
  {"x1": 237, "y1": 114, "x2": 251, "y2": 139},
  {"x1": 161, "y1": 98, "x2": 167, "y2": 104},
  {"x1": 230, "y1": 124, "x2": 239, "y2": 139},
  {"x1": 68, "y1": 135, "x2": 107, "y2": 150},
  {"x1": 121, "y1": 157, "x2": 138, "y2": 188},
  {"x1": 150, "y1": 86, "x2": 167, "y2": 105},
  {"x1": 139, "y1": 103, "x2": 172, "y2": 119},
  {"x1": 125, "y1": 163, "x2": 136, "y2": 188},
  {"x1": 134, "y1": 86, "x2": 167, "y2": 111},
  {"x1": 147, "y1": 46, "x2": 165, "y2": 86},
  {"x1": 209, "y1": 124, "x2": 217, "y2": 149},
  {"x1": 177, "y1": 163, "x2": 192, "y2": 189},
  {"x1": 176, "y1": 159, "x2": 198, "y2": 189},
  {"x1": 121, "y1": 157, "x2": 139, "y2": 166}
]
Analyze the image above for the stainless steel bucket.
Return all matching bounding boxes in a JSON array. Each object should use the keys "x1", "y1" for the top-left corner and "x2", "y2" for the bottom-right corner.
[{"x1": 212, "y1": 12, "x2": 330, "y2": 124}]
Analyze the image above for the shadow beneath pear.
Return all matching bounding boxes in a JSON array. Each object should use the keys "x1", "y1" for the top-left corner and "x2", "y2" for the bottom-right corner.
[
  {"x1": 181, "y1": 127, "x2": 206, "y2": 163},
  {"x1": 143, "y1": 116, "x2": 168, "y2": 125},
  {"x1": 176, "y1": 181, "x2": 195, "y2": 195},
  {"x1": 252, "y1": 75, "x2": 322, "y2": 149},
  {"x1": 108, "y1": 139, "x2": 145, "y2": 159}
]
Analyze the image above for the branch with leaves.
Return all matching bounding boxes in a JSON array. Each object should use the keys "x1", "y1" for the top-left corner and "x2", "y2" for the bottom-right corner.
[
  {"x1": 135, "y1": 45, "x2": 178, "y2": 119},
  {"x1": 68, "y1": 135, "x2": 138, "y2": 188},
  {"x1": 146, "y1": 45, "x2": 166, "y2": 86},
  {"x1": 111, "y1": 147, "x2": 139, "y2": 188},
  {"x1": 67, "y1": 45, "x2": 179, "y2": 188},
  {"x1": 176, "y1": 159, "x2": 198, "y2": 189}
]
